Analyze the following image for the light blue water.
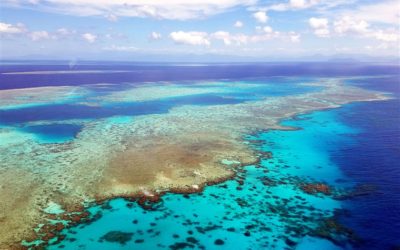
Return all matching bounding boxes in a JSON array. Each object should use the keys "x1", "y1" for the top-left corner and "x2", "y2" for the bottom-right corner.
[
  {"x1": 257, "y1": 111, "x2": 358, "y2": 186},
  {"x1": 47, "y1": 108, "x2": 357, "y2": 250}
]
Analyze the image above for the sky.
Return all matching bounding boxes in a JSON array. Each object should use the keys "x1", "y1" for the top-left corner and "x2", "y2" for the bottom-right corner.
[{"x1": 0, "y1": 0, "x2": 399, "y2": 61}]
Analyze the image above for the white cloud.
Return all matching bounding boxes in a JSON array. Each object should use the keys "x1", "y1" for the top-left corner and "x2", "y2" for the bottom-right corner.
[
  {"x1": 249, "y1": 31, "x2": 283, "y2": 43},
  {"x1": 253, "y1": 27, "x2": 300, "y2": 43},
  {"x1": 289, "y1": 0, "x2": 307, "y2": 9},
  {"x1": 56, "y1": 28, "x2": 70, "y2": 36},
  {"x1": 255, "y1": 25, "x2": 273, "y2": 34},
  {"x1": 29, "y1": 31, "x2": 51, "y2": 41},
  {"x1": 169, "y1": 28, "x2": 298, "y2": 47},
  {"x1": 0, "y1": 22, "x2": 101, "y2": 44},
  {"x1": 341, "y1": 0, "x2": 400, "y2": 25},
  {"x1": 289, "y1": 32, "x2": 301, "y2": 43},
  {"x1": 308, "y1": 17, "x2": 329, "y2": 37},
  {"x1": 309, "y1": 17, "x2": 328, "y2": 29},
  {"x1": 149, "y1": 31, "x2": 162, "y2": 40},
  {"x1": 334, "y1": 16, "x2": 369, "y2": 34},
  {"x1": 213, "y1": 31, "x2": 233, "y2": 45},
  {"x1": 253, "y1": 0, "x2": 357, "y2": 14},
  {"x1": 234, "y1": 21, "x2": 243, "y2": 28},
  {"x1": 253, "y1": 11, "x2": 268, "y2": 23},
  {"x1": 266, "y1": 0, "x2": 321, "y2": 11},
  {"x1": 331, "y1": 16, "x2": 399, "y2": 43},
  {"x1": 2, "y1": 0, "x2": 257, "y2": 20},
  {"x1": 82, "y1": 33, "x2": 97, "y2": 43},
  {"x1": 313, "y1": 28, "x2": 330, "y2": 37},
  {"x1": 370, "y1": 30, "x2": 399, "y2": 43},
  {"x1": 0, "y1": 22, "x2": 25, "y2": 34},
  {"x1": 0, "y1": 22, "x2": 93, "y2": 44},
  {"x1": 262, "y1": 26, "x2": 273, "y2": 33},
  {"x1": 170, "y1": 31, "x2": 210, "y2": 46},
  {"x1": 212, "y1": 31, "x2": 248, "y2": 45},
  {"x1": 56, "y1": 28, "x2": 76, "y2": 36},
  {"x1": 0, "y1": 22, "x2": 74, "y2": 41}
]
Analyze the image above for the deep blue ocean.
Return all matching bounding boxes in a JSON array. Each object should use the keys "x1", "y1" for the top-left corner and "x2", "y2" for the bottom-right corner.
[
  {"x1": 0, "y1": 62, "x2": 399, "y2": 249},
  {"x1": 335, "y1": 76, "x2": 400, "y2": 250}
]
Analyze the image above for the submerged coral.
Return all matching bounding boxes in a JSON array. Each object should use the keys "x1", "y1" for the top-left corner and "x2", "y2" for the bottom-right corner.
[
  {"x1": 0, "y1": 78, "x2": 390, "y2": 248},
  {"x1": 99, "y1": 231, "x2": 134, "y2": 245}
]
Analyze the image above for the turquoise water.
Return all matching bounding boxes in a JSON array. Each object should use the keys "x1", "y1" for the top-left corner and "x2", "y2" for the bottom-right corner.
[
  {"x1": 48, "y1": 107, "x2": 357, "y2": 250},
  {"x1": 259, "y1": 111, "x2": 357, "y2": 186}
]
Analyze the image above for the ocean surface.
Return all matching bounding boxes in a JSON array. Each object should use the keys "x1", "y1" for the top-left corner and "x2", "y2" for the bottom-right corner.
[{"x1": 0, "y1": 62, "x2": 399, "y2": 249}]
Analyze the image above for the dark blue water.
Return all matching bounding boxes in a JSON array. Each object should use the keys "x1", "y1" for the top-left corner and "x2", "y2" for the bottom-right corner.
[
  {"x1": 332, "y1": 76, "x2": 400, "y2": 250},
  {"x1": 0, "y1": 94, "x2": 246, "y2": 125},
  {"x1": 1, "y1": 62, "x2": 399, "y2": 90},
  {"x1": 22, "y1": 124, "x2": 83, "y2": 143},
  {"x1": 336, "y1": 101, "x2": 400, "y2": 250}
]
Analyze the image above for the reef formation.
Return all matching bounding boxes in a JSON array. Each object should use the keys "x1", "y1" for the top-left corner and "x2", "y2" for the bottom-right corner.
[{"x1": 0, "y1": 78, "x2": 389, "y2": 249}]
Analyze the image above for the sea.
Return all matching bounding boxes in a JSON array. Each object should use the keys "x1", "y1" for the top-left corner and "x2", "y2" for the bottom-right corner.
[{"x1": 0, "y1": 62, "x2": 399, "y2": 250}]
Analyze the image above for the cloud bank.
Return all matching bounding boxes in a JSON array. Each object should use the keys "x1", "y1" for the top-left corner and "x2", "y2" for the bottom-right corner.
[{"x1": 2, "y1": 0, "x2": 257, "y2": 20}]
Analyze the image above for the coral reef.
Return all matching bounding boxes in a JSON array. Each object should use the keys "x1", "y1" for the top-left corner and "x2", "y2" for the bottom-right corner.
[
  {"x1": 301, "y1": 183, "x2": 331, "y2": 195},
  {"x1": 99, "y1": 231, "x2": 134, "y2": 245},
  {"x1": 0, "y1": 78, "x2": 390, "y2": 248}
]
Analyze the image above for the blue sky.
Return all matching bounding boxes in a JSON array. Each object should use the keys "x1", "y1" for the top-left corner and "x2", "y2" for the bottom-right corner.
[{"x1": 0, "y1": 0, "x2": 399, "y2": 61}]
